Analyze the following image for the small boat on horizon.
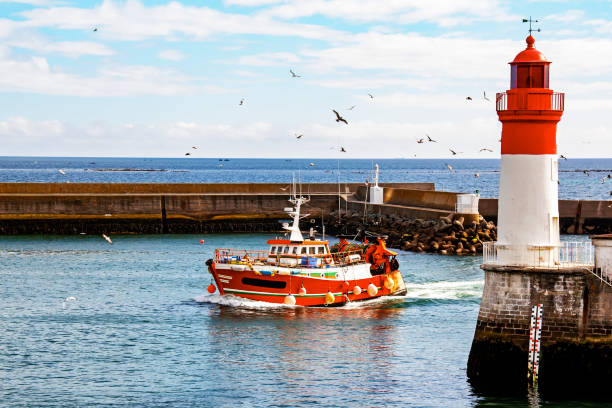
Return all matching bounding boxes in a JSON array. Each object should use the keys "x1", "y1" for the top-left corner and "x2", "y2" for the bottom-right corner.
[{"x1": 205, "y1": 189, "x2": 407, "y2": 307}]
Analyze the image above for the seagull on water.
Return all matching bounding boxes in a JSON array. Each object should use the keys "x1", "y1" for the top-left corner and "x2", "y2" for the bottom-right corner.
[
  {"x1": 58, "y1": 169, "x2": 66, "y2": 175},
  {"x1": 446, "y1": 164, "x2": 453, "y2": 173},
  {"x1": 332, "y1": 109, "x2": 348, "y2": 124},
  {"x1": 102, "y1": 234, "x2": 112, "y2": 245},
  {"x1": 309, "y1": 162, "x2": 315, "y2": 167}
]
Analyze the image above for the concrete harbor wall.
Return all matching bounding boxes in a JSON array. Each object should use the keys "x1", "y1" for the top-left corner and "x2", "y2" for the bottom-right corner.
[
  {"x1": 0, "y1": 183, "x2": 609, "y2": 235},
  {"x1": 467, "y1": 265, "x2": 612, "y2": 395},
  {"x1": 0, "y1": 182, "x2": 432, "y2": 234}
]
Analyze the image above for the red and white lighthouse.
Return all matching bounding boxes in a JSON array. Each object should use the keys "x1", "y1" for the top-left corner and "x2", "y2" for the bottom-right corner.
[{"x1": 495, "y1": 35, "x2": 564, "y2": 266}]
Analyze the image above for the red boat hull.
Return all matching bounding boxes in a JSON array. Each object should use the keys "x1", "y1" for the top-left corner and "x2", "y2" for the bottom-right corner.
[{"x1": 208, "y1": 263, "x2": 407, "y2": 306}]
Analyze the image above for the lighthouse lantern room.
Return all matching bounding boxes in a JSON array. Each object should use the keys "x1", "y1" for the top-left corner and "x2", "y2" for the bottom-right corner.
[{"x1": 495, "y1": 35, "x2": 564, "y2": 267}]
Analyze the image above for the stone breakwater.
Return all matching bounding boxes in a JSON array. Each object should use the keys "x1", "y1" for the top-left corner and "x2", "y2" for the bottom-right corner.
[{"x1": 325, "y1": 210, "x2": 496, "y2": 254}]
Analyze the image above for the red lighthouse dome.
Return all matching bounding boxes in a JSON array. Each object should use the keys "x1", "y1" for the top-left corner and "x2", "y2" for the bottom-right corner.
[{"x1": 509, "y1": 36, "x2": 551, "y2": 89}]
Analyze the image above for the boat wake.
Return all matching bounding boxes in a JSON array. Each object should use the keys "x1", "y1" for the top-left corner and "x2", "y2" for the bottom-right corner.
[{"x1": 404, "y1": 280, "x2": 484, "y2": 300}]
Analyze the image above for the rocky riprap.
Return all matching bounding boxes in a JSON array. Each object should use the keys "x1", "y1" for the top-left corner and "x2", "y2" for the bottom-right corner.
[{"x1": 325, "y1": 211, "x2": 497, "y2": 255}]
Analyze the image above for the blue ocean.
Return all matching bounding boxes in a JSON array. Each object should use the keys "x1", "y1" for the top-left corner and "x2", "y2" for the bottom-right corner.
[{"x1": 0, "y1": 156, "x2": 611, "y2": 199}]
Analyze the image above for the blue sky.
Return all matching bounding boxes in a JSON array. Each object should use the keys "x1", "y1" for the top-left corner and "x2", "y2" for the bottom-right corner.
[{"x1": 0, "y1": 0, "x2": 611, "y2": 158}]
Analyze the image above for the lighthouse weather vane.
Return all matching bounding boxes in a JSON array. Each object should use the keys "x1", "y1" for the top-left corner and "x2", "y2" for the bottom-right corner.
[{"x1": 522, "y1": 17, "x2": 541, "y2": 36}]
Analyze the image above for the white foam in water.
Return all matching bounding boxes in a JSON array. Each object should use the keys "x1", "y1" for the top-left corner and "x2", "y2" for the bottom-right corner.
[
  {"x1": 404, "y1": 280, "x2": 484, "y2": 300},
  {"x1": 193, "y1": 294, "x2": 297, "y2": 310}
]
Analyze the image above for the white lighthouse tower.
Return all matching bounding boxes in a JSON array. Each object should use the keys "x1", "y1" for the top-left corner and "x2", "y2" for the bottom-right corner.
[{"x1": 494, "y1": 35, "x2": 564, "y2": 266}]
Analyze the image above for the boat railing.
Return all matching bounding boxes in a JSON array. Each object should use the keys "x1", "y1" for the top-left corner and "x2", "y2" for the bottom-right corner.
[
  {"x1": 214, "y1": 249, "x2": 269, "y2": 264},
  {"x1": 214, "y1": 248, "x2": 365, "y2": 268}
]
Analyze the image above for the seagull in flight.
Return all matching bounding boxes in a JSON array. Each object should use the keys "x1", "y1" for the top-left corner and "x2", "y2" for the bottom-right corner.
[
  {"x1": 474, "y1": 173, "x2": 480, "y2": 178},
  {"x1": 290, "y1": 69, "x2": 301, "y2": 78},
  {"x1": 239, "y1": 98, "x2": 244, "y2": 106},
  {"x1": 185, "y1": 152, "x2": 191, "y2": 156},
  {"x1": 340, "y1": 146, "x2": 346, "y2": 152},
  {"x1": 332, "y1": 109, "x2": 348, "y2": 124},
  {"x1": 416, "y1": 138, "x2": 424, "y2": 144},
  {"x1": 449, "y1": 148, "x2": 457, "y2": 155},
  {"x1": 583, "y1": 170, "x2": 589, "y2": 176},
  {"x1": 483, "y1": 91, "x2": 490, "y2": 101},
  {"x1": 93, "y1": 27, "x2": 98, "y2": 32},
  {"x1": 309, "y1": 162, "x2": 315, "y2": 167},
  {"x1": 102, "y1": 234, "x2": 112, "y2": 245},
  {"x1": 347, "y1": 105, "x2": 356, "y2": 110},
  {"x1": 426, "y1": 134, "x2": 437, "y2": 143},
  {"x1": 279, "y1": 185, "x2": 290, "y2": 191},
  {"x1": 368, "y1": 93, "x2": 374, "y2": 99},
  {"x1": 466, "y1": 96, "x2": 472, "y2": 101},
  {"x1": 58, "y1": 169, "x2": 66, "y2": 175},
  {"x1": 479, "y1": 148, "x2": 493, "y2": 153},
  {"x1": 446, "y1": 164, "x2": 453, "y2": 173},
  {"x1": 559, "y1": 154, "x2": 568, "y2": 160},
  {"x1": 295, "y1": 133, "x2": 303, "y2": 139}
]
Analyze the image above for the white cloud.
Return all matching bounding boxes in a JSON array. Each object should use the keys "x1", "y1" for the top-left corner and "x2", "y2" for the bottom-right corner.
[
  {"x1": 0, "y1": 53, "x2": 201, "y2": 96},
  {"x1": 545, "y1": 9, "x2": 584, "y2": 23},
  {"x1": 158, "y1": 49, "x2": 185, "y2": 61},
  {"x1": 257, "y1": 0, "x2": 516, "y2": 26},
  {"x1": 18, "y1": 0, "x2": 343, "y2": 41}
]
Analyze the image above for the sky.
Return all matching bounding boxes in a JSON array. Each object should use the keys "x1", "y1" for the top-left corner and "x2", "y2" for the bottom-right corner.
[{"x1": 0, "y1": 0, "x2": 611, "y2": 158}]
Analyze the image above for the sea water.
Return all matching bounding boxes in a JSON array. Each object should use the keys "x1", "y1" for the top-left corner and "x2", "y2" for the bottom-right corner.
[
  {"x1": 0, "y1": 233, "x2": 604, "y2": 407},
  {"x1": 0, "y1": 157, "x2": 611, "y2": 199}
]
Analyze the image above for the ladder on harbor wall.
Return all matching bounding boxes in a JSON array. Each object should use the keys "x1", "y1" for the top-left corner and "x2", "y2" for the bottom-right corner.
[{"x1": 528, "y1": 304, "x2": 543, "y2": 385}]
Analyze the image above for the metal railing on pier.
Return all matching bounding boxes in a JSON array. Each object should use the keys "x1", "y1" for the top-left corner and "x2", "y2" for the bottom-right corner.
[{"x1": 482, "y1": 241, "x2": 594, "y2": 267}]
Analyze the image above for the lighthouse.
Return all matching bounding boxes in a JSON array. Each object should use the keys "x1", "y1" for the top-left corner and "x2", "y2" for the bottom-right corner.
[
  {"x1": 496, "y1": 34, "x2": 564, "y2": 266},
  {"x1": 467, "y1": 34, "x2": 612, "y2": 394}
]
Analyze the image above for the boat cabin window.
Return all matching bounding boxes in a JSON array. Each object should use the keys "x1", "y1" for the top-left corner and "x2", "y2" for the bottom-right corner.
[
  {"x1": 301, "y1": 247, "x2": 307, "y2": 254},
  {"x1": 283, "y1": 246, "x2": 289, "y2": 254},
  {"x1": 270, "y1": 246, "x2": 276, "y2": 254},
  {"x1": 318, "y1": 246, "x2": 325, "y2": 254},
  {"x1": 309, "y1": 247, "x2": 315, "y2": 255},
  {"x1": 292, "y1": 247, "x2": 297, "y2": 255}
]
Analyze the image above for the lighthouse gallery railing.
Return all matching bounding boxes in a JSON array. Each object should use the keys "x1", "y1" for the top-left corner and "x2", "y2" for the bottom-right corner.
[
  {"x1": 483, "y1": 241, "x2": 593, "y2": 267},
  {"x1": 496, "y1": 92, "x2": 564, "y2": 112}
]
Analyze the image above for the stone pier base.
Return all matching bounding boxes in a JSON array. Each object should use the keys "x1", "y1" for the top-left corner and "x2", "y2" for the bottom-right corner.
[{"x1": 467, "y1": 265, "x2": 612, "y2": 396}]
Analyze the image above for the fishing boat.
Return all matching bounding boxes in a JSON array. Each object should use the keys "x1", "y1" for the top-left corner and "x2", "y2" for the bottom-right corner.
[{"x1": 205, "y1": 190, "x2": 407, "y2": 306}]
